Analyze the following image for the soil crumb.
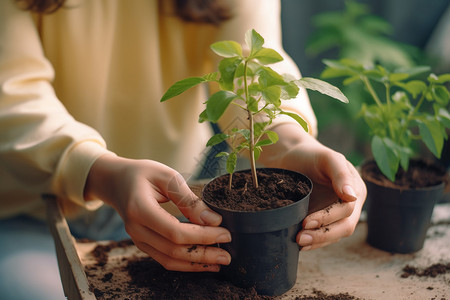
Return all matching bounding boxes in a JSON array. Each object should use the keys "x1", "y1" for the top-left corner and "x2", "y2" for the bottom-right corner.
[
  {"x1": 295, "y1": 289, "x2": 361, "y2": 300},
  {"x1": 401, "y1": 263, "x2": 450, "y2": 278}
]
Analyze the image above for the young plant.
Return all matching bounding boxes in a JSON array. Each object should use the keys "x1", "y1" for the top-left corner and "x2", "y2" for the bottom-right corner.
[
  {"x1": 321, "y1": 58, "x2": 450, "y2": 181},
  {"x1": 161, "y1": 29, "x2": 348, "y2": 189}
]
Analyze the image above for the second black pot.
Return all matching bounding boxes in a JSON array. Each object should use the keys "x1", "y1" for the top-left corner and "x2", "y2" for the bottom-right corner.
[
  {"x1": 202, "y1": 168, "x2": 312, "y2": 296},
  {"x1": 363, "y1": 171, "x2": 445, "y2": 254}
]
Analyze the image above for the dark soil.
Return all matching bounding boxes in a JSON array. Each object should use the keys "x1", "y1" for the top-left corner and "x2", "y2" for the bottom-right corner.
[
  {"x1": 125, "y1": 256, "x2": 271, "y2": 300},
  {"x1": 85, "y1": 239, "x2": 362, "y2": 300},
  {"x1": 203, "y1": 169, "x2": 311, "y2": 211},
  {"x1": 85, "y1": 239, "x2": 273, "y2": 300},
  {"x1": 294, "y1": 289, "x2": 361, "y2": 300},
  {"x1": 400, "y1": 263, "x2": 450, "y2": 278},
  {"x1": 361, "y1": 159, "x2": 448, "y2": 189}
]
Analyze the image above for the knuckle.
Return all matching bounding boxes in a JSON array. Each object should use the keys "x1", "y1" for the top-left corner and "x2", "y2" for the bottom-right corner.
[
  {"x1": 342, "y1": 202, "x2": 355, "y2": 218},
  {"x1": 160, "y1": 259, "x2": 179, "y2": 271},
  {"x1": 342, "y1": 221, "x2": 355, "y2": 237},
  {"x1": 167, "y1": 229, "x2": 185, "y2": 244}
]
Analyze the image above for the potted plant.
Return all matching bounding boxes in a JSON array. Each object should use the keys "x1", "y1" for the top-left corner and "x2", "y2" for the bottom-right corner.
[
  {"x1": 161, "y1": 29, "x2": 348, "y2": 296},
  {"x1": 321, "y1": 58, "x2": 450, "y2": 253}
]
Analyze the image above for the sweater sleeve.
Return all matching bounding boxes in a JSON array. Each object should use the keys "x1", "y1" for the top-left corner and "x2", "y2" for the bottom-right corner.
[
  {"x1": 213, "y1": 0, "x2": 318, "y2": 136},
  {"x1": 0, "y1": 1, "x2": 111, "y2": 218}
]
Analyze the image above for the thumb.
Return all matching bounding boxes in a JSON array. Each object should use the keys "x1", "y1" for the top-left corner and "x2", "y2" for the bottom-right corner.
[
  {"x1": 324, "y1": 154, "x2": 358, "y2": 203},
  {"x1": 166, "y1": 173, "x2": 223, "y2": 226}
]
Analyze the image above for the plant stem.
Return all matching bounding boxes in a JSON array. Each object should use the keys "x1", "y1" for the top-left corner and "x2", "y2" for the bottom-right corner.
[
  {"x1": 244, "y1": 59, "x2": 258, "y2": 188},
  {"x1": 362, "y1": 76, "x2": 383, "y2": 107}
]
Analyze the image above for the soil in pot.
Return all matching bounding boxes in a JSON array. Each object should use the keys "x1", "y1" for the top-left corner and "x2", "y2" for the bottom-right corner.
[
  {"x1": 202, "y1": 168, "x2": 312, "y2": 296},
  {"x1": 204, "y1": 168, "x2": 311, "y2": 211},
  {"x1": 361, "y1": 159, "x2": 448, "y2": 253},
  {"x1": 361, "y1": 159, "x2": 447, "y2": 190}
]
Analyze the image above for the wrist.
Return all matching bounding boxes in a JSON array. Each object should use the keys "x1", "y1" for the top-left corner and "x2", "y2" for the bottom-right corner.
[{"x1": 84, "y1": 153, "x2": 119, "y2": 204}]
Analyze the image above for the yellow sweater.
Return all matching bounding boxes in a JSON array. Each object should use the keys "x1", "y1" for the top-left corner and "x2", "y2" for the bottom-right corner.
[{"x1": 0, "y1": 0, "x2": 316, "y2": 218}]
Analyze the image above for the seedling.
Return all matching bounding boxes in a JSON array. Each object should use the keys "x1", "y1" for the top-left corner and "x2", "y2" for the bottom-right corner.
[
  {"x1": 161, "y1": 29, "x2": 348, "y2": 189},
  {"x1": 321, "y1": 58, "x2": 450, "y2": 181}
]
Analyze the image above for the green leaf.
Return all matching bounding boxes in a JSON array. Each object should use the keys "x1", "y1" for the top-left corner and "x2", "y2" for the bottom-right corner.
[
  {"x1": 206, "y1": 133, "x2": 230, "y2": 147},
  {"x1": 396, "y1": 80, "x2": 427, "y2": 98},
  {"x1": 296, "y1": 77, "x2": 349, "y2": 103},
  {"x1": 253, "y1": 48, "x2": 283, "y2": 65},
  {"x1": 436, "y1": 107, "x2": 450, "y2": 128},
  {"x1": 436, "y1": 73, "x2": 450, "y2": 84},
  {"x1": 261, "y1": 86, "x2": 281, "y2": 106},
  {"x1": 417, "y1": 118, "x2": 444, "y2": 158},
  {"x1": 279, "y1": 111, "x2": 309, "y2": 132},
  {"x1": 254, "y1": 146, "x2": 262, "y2": 161},
  {"x1": 236, "y1": 129, "x2": 250, "y2": 141},
  {"x1": 257, "y1": 67, "x2": 286, "y2": 87},
  {"x1": 160, "y1": 77, "x2": 206, "y2": 102},
  {"x1": 210, "y1": 41, "x2": 243, "y2": 58},
  {"x1": 389, "y1": 73, "x2": 409, "y2": 82},
  {"x1": 254, "y1": 122, "x2": 269, "y2": 137},
  {"x1": 215, "y1": 152, "x2": 229, "y2": 158},
  {"x1": 218, "y1": 57, "x2": 242, "y2": 91},
  {"x1": 226, "y1": 152, "x2": 237, "y2": 174},
  {"x1": 371, "y1": 136, "x2": 399, "y2": 182},
  {"x1": 265, "y1": 130, "x2": 279, "y2": 143},
  {"x1": 320, "y1": 67, "x2": 357, "y2": 79},
  {"x1": 394, "y1": 66, "x2": 431, "y2": 77},
  {"x1": 202, "y1": 72, "x2": 219, "y2": 81},
  {"x1": 198, "y1": 109, "x2": 209, "y2": 123},
  {"x1": 280, "y1": 81, "x2": 300, "y2": 99},
  {"x1": 323, "y1": 58, "x2": 364, "y2": 70},
  {"x1": 248, "y1": 96, "x2": 259, "y2": 112},
  {"x1": 206, "y1": 91, "x2": 238, "y2": 123},
  {"x1": 255, "y1": 139, "x2": 274, "y2": 147},
  {"x1": 431, "y1": 85, "x2": 450, "y2": 105},
  {"x1": 343, "y1": 76, "x2": 361, "y2": 85},
  {"x1": 245, "y1": 29, "x2": 264, "y2": 55}
]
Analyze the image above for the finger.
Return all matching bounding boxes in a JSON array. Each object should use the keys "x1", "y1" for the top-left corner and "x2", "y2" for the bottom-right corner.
[
  {"x1": 134, "y1": 241, "x2": 221, "y2": 272},
  {"x1": 321, "y1": 152, "x2": 358, "y2": 202},
  {"x1": 165, "y1": 172, "x2": 223, "y2": 226},
  {"x1": 127, "y1": 222, "x2": 231, "y2": 265},
  {"x1": 297, "y1": 218, "x2": 356, "y2": 249},
  {"x1": 131, "y1": 195, "x2": 231, "y2": 246},
  {"x1": 303, "y1": 200, "x2": 355, "y2": 230}
]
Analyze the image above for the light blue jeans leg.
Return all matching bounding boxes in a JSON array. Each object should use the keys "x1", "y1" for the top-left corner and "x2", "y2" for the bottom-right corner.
[
  {"x1": 0, "y1": 216, "x2": 66, "y2": 300},
  {"x1": 0, "y1": 204, "x2": 130, "y2": 300}
]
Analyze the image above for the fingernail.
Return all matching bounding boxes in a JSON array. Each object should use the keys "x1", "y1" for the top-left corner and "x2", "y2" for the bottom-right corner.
[
  {"x1": 216, "y1": 233, "x2": 231, "y2": 243},
  {"x1": 298, "y1": 233, "x2": 313, "y2": 246},
  {"x1": 301, "y1": 245, "x2": 312, "y2": 251},
  {"x1": 216, "y1": 255, "x2": 231, "y2": 265},
  {"x1": 304, "y1": 220, "x2": 319, "y2": 230},
  {"x1": 342, "y1": 185, "x2": 357, "y2": 200},
  {"x1": 200, "y1": 210, "x2": 221, "y2": 225}
]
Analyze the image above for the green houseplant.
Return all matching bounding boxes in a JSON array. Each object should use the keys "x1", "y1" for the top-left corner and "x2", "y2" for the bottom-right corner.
[
  {"x1": 161, "y1": 29, "x2": 348, "y2": 295},
  {"x1": 321, "y1": 58, "x2": 450, "y2": 253},
  {"x1": 304, "y1": 0, "x2": 422, "y2": 165}
]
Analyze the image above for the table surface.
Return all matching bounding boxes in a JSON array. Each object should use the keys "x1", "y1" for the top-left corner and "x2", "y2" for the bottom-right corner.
[{"x1": 280, "y1": 203, "x2": 450, "y2": 300}]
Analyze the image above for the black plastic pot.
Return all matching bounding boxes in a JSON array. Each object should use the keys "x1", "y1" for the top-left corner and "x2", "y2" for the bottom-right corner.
[
  {"x1": 363, "y1": 164, "x2": 445, "y2": 254},
  {"x1": 202, "y1": 168, "x2": 312, "y2": 296}
]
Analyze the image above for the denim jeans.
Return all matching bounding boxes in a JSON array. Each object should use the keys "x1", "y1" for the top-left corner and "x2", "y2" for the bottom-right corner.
[{"x1": 0, "y1": 205, "x2": 129, "y2": 300}]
